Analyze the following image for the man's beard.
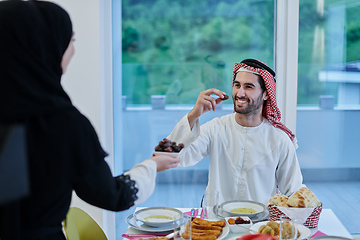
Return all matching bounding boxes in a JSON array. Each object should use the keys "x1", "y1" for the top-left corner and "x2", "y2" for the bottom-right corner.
[{"x1": 233, "y1": 93, "x2": 264, "y2": 115}]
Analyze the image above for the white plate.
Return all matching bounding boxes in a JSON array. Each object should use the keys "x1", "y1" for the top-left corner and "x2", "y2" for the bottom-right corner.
[
  {"x1": 216, "y1": 206, "x2": 270, "y2": 223},
  {"x1": 250, "y1": 221, "x2": 312, "y2": 239},
  {"x1": 312, "y1": 237, "x2": 352, "y2": 240},
  {"x1": 126, "y1": 213, "x2": 186, "y2": 233},
  {"x1": 216, "y1": 223, "x2": 230, "y2": 240},
  {"x1": 134, "y1": 207, "x2": 183, "y2": 227},
  {"x1": 180, "y1": 220, "x2": 230, "y2": 240},
  {"x1": 220, "y1": 200, "x2": 266, "y2": 218}
]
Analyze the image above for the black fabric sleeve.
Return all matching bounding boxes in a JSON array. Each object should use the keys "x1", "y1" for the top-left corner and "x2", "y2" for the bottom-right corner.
[
  {"x1": 74, "y1": 161, "x2": 138, "y2": 211},
  {"x1": 71, "y1": 113, "x2": 138, "y2": 211}
]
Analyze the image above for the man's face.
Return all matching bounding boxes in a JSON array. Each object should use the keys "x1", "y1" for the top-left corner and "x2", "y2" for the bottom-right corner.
[{"x1": 232, "y1": 71, "x2": 268, "y2": 115}]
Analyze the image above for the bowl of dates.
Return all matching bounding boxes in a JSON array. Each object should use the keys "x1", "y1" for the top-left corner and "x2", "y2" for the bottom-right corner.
[
  {"x1": 153, "y1": 138, "x2": 184, "y2": 157},
  {"x1": 225, "y1": 216, "x2": 253, "y2": 233}
]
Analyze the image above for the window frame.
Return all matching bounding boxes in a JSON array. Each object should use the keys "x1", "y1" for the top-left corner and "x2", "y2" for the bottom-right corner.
[
  {"x1": 276, "y1": 0, "x2": 299, "y2": 134},
  {"x1": 100, "y1": 0, "x2": 116, "y2": 239}
]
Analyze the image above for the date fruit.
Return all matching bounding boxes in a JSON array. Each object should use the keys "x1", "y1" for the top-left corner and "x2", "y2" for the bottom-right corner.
[
  {"x1": 221, "y1": 94, "x2": 229, "y2": 100},
  {"x1": 234, "y1": 216, "x2": 250, "y2": 224},
  {"x1": 155, "y1": 138, "x2": 184, "y2": 153}
]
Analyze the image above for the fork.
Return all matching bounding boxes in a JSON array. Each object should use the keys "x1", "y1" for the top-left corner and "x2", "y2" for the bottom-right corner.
[{"x1": 191, "y1": 208, "x2": 195, "y2": 220}]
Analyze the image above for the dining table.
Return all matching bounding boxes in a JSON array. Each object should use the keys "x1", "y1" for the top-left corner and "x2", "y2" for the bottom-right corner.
[{"x1": 122, "y1": 207, "x2": 353, "y2": 240}]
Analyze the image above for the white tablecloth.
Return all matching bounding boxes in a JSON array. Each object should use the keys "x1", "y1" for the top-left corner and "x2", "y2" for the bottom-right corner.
[{"x1": 123, "y1": 208, "x2": 353, "y2": 239}]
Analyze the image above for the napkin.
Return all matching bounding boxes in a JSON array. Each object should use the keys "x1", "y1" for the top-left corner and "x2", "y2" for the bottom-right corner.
[
  {"x1": 275, "y1": 205, "x2": 314, "y2": 224},
  {"x1": 184, "y1": 209, "x2": 199, "y2": 217},
  {"x1": 311, "y1": 231, "x2": 327, "y2": 238},
  {"x1": 183, "y1": 208, "x2": 205, "y2": 219},
  {"x1": 122, "y1": 233, "x2": 168, "y2": 239}
]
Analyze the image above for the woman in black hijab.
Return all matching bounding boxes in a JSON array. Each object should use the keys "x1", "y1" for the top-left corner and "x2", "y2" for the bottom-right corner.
[{"x1": 0, "y1": 1, "x2": 180, "y2": 239}]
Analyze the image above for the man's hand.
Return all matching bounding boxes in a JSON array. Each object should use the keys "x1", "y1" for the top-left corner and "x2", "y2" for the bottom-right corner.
[
  {"x1": 188, "y1": 88, "x2": 227, "y2": 129},
  {"x1": 150, "y1": 155, "x2": 180, "y2": 172}
]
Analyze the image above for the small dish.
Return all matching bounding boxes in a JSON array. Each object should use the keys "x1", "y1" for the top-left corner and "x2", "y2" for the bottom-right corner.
[
  {"x1": 220, "y1": 200, "x2": 266, "y2": 219},
  {"x1": 133, "y1": 207, "x2": 183, "y2": 227},
  {"x1": 225, "y1": 216, "x2": 253, "y2": 233},
  {"x1": 153, "y1": 151, "x2": 180, "y2": 157}
]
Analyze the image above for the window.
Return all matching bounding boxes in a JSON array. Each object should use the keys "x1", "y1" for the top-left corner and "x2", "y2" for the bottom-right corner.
[
  {"x1": 111, "y1": 0, "x2": 360, "y2": 236},
  {"x1": 121, "y1": 0, "x2": 275, "y2": 106},
  {"x1": 114, "y1": 0, "x2": 276, "y2": 236},
  {"x1": 118, "y1": 0, "x2": 276, "y2": 171},
  {"x1": 298, "y1": 0, "x2": 360, "y2": 107},
  {"x1": 296, "y1": 0, "x2": 360, "y2": 170}
]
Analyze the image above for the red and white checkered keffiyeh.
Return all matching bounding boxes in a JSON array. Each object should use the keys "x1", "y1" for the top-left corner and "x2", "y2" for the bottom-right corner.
[{"x1": 232, "y1": 62, "x2": 297, "y2": 148}]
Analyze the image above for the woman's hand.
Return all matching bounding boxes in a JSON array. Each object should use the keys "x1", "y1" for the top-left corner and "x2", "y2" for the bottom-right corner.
[{"x1": 150, "y1": 155, "x2": 180, "y2": 172}]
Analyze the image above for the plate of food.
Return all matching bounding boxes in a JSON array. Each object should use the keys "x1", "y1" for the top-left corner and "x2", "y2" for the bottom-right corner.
[
  {"x1": 216, "y1": 203, "x2": 269, "y2": 223},
  {"x1": 153, "y1": 138, "x2": 184, "y2": 157},
  {"x1": 126, "y1": 214, "x2": 173, "y2": 232},
  {"x1": 133, "y1": 207, "x2": 183, "y2": 227},
  {"x1": 220, "y1": 200, "x2": 266, "y2": 219},
  {"x1": 225, "y1": 216, "x2": 253, "y2": 233},
  {"x1": 153, "y1": 151, "x2": 180, "y2": 157},
  {"x1": 126, "y1": 212, "x2": 187, "y2": 233},
  {"x1": 250, "y1": 220, "x2": 311, "y2": 239},
  {"x1": 180, "y1": 218, "x2": 229, "y2": 240}
]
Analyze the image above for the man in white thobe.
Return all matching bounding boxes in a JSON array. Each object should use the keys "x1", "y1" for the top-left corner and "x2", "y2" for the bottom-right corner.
[{"x1": 168, "y1": 59, "x2": 304, "y2": 205}]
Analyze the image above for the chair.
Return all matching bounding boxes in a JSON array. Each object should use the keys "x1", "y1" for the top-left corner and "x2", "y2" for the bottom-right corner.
[
  {"x1": 0, "y1": 124, "x2": 29, "y2": 204},
  {"x1": 63, "y1": 207, "x2": 108, "y2": 240},
  {"x1": 0, "y1": 124, "x2": 28, "y2": 239}
]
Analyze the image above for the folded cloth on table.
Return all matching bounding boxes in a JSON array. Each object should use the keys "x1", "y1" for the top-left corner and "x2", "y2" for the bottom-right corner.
[{"x1": 311, "y1": 231, "x2": 327, "y2": 238}]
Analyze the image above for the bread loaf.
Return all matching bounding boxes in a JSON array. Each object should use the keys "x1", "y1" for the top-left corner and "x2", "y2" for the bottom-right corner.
[
  {"x1": 287, "y1": 187, "x2": 321, "y2": 208},
  {"x1": 268, "y1": 194, "x2": 289, "y2": 207},
  {"x1": 268, "y1": 187, "x2": 320, "y2": 208}
]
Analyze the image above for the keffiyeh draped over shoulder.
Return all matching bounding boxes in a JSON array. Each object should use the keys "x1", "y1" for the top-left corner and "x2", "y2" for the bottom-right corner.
[
  {"x1": 232, "y1": 59, "x2": 298, "y2": 148},
  {"x1": 0, "y1": 0, "x2": 74, "y2": 121}
]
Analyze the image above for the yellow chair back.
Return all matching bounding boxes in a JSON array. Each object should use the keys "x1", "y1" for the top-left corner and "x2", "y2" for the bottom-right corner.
[{"x1": 63, "y1": 207, "x2": 108, "y2": 240}]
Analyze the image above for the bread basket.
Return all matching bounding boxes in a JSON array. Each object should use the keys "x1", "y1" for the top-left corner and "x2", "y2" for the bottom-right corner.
[{"x1": 268, "y1": 203, "x2": 322, "y2": 228}]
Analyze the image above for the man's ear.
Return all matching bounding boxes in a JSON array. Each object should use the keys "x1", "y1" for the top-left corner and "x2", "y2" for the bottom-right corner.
[{"x1": 263, "y1": 90, "x2": 269, "y2": 101}]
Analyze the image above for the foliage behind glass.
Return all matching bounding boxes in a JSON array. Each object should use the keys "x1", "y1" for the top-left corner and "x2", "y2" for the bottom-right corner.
[{"x1": 121, "y1": 0, "x2": 275, "y2": 105}]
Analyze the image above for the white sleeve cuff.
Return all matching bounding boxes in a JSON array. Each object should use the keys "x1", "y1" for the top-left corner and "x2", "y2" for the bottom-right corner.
[{"x1": 124, "y1": 159, "x2": 157, "y2": 206}]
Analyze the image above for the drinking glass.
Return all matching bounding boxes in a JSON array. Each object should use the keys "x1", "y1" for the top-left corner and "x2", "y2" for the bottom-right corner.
[
  {"x1": 202, "y1": 190, "x2": 219, "y2": 219},
  {"x1": 279, "y1": 216, "x2": 298, "y2": 240},
  {"x1": 174, "y1": 214, "x2": 191, "y2": 240}
]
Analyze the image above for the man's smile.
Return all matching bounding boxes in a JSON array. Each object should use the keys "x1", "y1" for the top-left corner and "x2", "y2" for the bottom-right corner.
[{"x1": 236, "y1": 98, "x2": 248, "y2": 105}]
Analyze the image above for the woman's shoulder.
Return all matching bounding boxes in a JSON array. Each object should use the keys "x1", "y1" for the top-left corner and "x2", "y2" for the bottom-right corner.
[
  {"x1": 39, "y1": 108, "x2": 99, "y2": 139},
  {"x1": 54, "y1": 108, "x2": 108, "y2": 157}
]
